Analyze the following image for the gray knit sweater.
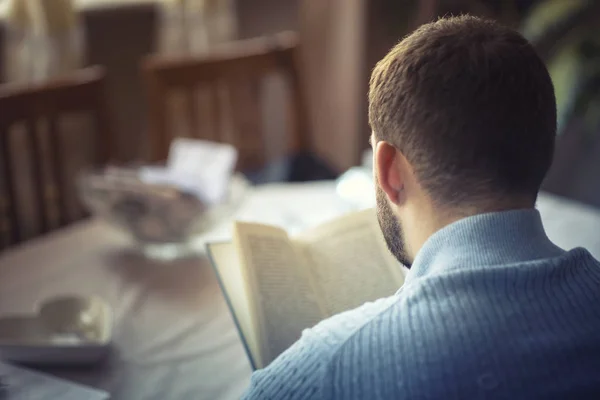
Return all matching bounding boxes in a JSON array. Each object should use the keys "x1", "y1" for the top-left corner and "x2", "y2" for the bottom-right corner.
[{"x1": 242, "y1": 209, "x2": 600, "y2": 399}]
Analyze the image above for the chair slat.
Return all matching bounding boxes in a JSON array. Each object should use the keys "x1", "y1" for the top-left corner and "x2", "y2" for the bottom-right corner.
[
  {"x1": 0, "y1": 124, "x2": 20, "y2": 244},
  {"x1": 48, "y1": 115, "x2": 68, "y2": 227},
  {"x1": 26, "y1": 118, "x2": 49, "y2": 233},
  {"x1": 209, "y1": 84, "x2": 221, "y2": 142},
  {"x1": 186, "y1": 88, "x2": 199, "y2": 139}
]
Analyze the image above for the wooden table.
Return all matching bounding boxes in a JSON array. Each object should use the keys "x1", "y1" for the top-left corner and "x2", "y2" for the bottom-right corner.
[
  {"x1": 0, "y1": 180, "x2": 599, "y2": 400},
  {"x1": 0, "y1": 181, "x2": 351, "y2": 400}
]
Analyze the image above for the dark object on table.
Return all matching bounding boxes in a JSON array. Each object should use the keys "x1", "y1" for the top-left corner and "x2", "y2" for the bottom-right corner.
[
  {"x1": 287, "y1": 152, "x2": 339, "y2": 182},
  {"x1": 244, "y1": 152, "x2": 338, "y2": 185}
]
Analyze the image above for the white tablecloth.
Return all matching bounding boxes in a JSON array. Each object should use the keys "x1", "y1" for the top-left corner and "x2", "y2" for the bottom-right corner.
[{"x1": 0, "y1": 181, "x2": 598, "y2": 399}]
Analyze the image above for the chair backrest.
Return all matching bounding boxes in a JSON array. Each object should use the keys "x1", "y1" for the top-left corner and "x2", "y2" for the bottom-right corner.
[
  {"x1": 0, "y1": 66, "x2": 113, "y2": 246},
  {"x1": 142, "y1": 31, "x2": 311, "y2": 171}
]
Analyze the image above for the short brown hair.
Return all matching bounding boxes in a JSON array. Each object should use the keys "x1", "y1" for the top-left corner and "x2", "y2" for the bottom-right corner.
[{"x1": 369, "y1": 15, "x2": 556, "y2": 206}]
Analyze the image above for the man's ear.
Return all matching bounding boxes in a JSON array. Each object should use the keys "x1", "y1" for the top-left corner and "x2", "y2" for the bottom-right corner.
[{"x1": 374, "y1": 141, "x2": 404, "y2": 205}]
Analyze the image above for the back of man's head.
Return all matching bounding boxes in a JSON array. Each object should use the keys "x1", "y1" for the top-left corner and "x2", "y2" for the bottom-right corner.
[{"x1": 369, "y1": 15, "x2": 556, "y2": 208}]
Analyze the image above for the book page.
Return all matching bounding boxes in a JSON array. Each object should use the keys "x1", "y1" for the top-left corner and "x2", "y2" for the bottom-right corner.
[
  {"x1": 207, "y1": 242, "x2": 262, "y2": 370},
  {"x1": 295, "y1": 208, "x2": 406, "y2": 316},
  {"x1": 233, "y1": 222, "x2": 326, "y2": 366}
]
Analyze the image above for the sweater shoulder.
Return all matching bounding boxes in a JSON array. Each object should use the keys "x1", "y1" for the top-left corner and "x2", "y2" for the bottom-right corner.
[
  {"x1": 242, "y1": 295, "x2": 399, "y2": 399},
  {"x1": 322, "y1": 248, "x2": 600, "y2": 399}
]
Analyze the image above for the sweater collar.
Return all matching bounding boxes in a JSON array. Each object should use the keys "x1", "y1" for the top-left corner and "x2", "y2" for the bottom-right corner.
[{"x1": 403, "y1": 209, "x2": 565, "y2": 285}]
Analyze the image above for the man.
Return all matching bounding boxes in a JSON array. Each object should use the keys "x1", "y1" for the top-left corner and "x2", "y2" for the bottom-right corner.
[{"x1": 243, "y1": 15, "x2": 600, "y2": 399}]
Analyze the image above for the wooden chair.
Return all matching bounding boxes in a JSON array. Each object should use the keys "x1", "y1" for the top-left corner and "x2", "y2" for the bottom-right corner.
[
  {"x1": 142, "y1": 31, "x2": 313, "y2": 175},
  {"x1": 0, "y1": 66, "x2": 113, "y2": 247}
]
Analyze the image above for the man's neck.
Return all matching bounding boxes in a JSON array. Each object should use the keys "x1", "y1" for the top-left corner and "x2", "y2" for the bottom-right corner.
[
  {"x1": 406, "y1": 197, "x2": 536, "y2": 261},
  {"x1": 403, "y1": 208, "x2": 565, "y2": 285}
]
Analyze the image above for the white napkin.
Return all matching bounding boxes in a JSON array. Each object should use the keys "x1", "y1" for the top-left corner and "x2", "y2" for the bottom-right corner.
[{"x1": 139, "y1": 138, "x2": 238, "y2": 205}]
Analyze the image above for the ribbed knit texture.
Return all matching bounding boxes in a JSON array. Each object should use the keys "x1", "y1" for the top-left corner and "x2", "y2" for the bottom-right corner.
[{"x1": 242, "y1": 209, "x2": 600, "y2": 399}]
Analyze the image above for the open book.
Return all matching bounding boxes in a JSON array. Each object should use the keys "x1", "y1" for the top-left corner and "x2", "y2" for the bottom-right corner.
[{"x1": 207, "y1": 208, "x2": 406, "y2": 370}]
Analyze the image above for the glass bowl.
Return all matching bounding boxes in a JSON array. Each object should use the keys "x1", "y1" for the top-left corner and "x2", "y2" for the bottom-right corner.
[{"x1": 77, "y1": 167, "x2": 248, "y2": 258}]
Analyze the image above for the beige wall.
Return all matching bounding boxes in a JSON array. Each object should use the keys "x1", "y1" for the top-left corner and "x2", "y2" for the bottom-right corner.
[{"x1": 300, "y1": 0, "x2": 367, "y2": 171}]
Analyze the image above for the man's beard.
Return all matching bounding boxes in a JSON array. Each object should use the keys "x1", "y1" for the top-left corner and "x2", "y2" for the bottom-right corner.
[{"x1": 375, "y1": 185, "x2": 412, "y2": 268}]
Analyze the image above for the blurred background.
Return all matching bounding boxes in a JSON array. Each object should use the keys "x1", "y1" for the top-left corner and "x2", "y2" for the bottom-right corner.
[{"x1": 1, "y1": 0, "x2": 599, "y2": 244}]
